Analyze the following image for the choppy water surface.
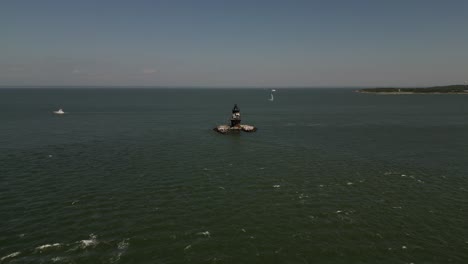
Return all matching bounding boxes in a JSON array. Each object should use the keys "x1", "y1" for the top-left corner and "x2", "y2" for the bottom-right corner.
[{"x1": 1, "y1": 88, "x2": 467, "y2": 263}]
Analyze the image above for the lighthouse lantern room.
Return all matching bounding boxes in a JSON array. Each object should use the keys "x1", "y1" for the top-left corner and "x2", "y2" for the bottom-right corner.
[{"x1": 230, "y1": 104, "x2": 241, "y2": 127}]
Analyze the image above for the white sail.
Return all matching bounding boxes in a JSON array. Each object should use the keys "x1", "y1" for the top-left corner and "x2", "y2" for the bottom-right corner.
[
  {"x1": 269, "y1": 93, "x2": 274, "y2": 101},
  {"x1": 53, "y1": 108, "x2": 65, "y2": 114}
]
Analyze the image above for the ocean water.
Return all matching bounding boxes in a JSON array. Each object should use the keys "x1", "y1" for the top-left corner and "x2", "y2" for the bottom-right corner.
[{"x1": 1, "y1": 88, "x2": 467, "y2": 263}]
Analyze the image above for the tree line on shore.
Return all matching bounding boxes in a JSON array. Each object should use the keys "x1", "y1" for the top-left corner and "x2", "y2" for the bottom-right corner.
[{"x1": 360, "y1": 85, "x2": 468, "y2": 93}]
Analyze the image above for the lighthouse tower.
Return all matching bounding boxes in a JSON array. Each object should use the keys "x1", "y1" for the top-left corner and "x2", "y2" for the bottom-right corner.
[{"x1": 230, "y1": 104, "x2": 241, "y2": 127}]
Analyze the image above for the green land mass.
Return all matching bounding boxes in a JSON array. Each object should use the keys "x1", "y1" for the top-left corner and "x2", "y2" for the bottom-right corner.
[{"x1": 357, "y1": 85, "x2": 468, "y2": 94}]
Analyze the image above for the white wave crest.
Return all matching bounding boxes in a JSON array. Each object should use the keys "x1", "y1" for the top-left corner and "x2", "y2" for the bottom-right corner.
[
  {"x1": 80, "y1": 234, "x2": 98, "y2": 248},
  {"x1": 197, "y1": 231, "x2": 210, "y2": 237},
  {"x1": 1, "y1": 251, "x2": 20, "y2": 261},
  {"x1": 36, "y1": 243, "x2": 61, "y2": 251}
]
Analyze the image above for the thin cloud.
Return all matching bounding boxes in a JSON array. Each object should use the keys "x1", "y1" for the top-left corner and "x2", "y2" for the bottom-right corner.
[
  {"x1": 72, "y1": 69, "x2": 82, "y2": 74},
  {"x1": 142, "y1": 68, "x2": 157, "y2": 74}
]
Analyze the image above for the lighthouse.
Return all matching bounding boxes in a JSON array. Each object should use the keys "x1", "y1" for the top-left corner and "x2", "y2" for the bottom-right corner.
[
  {"x1": 214, "y1": 104, "x2": 257, "y2": 134},
  {"x1": 230, "y1": 104, "x2": 241, "y2": 127}
]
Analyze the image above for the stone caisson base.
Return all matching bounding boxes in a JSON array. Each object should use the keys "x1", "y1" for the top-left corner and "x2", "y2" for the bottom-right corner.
[{"x1": 213, "y1": 124, "x2": 257, "y2": 134}]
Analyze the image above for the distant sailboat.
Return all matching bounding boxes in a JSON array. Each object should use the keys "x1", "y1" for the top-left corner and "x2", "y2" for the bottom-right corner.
[
  {"x1": 53, "y1": 108, "x2": 65, "y2": 115},
  {"x1": 268, "y1": 89, "x2": 275, "y2": 101}
]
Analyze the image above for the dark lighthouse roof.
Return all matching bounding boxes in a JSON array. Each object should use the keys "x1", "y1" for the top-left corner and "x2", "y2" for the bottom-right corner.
[{"x1": 232, "y1": 104, "x2": 240, "y2": 113}]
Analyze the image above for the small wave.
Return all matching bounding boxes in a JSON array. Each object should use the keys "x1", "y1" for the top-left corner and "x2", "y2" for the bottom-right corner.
[
  {"x1": 1, "y1": 252, "x2": 20, "y2": 261},
  {"x1": 80, "y1": 234, "x2": 98, "y2": 248},
  {"x1": 305, "y1": 123, "x2": 323, "y2": 127},
  {"x1": 117, "y1": 239, "x2": 129, "y2": 251},
  {"x1": 36, "y1": 243, "x2": 62, "y2": 251},
  {"x1": 51, "y1": 256, "x2": 65, "y2": 262},
  {"x1": 273, "y1": 185, "x2": 280, "y2": 188},
  {"x1": 197, "y1": 231, "x2": 210, "y2": 237},
  {"x1": 110, "y1": 238, "x2": 129, "y2": 263}
]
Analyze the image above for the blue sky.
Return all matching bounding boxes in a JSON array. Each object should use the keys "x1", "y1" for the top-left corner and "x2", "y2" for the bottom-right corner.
[{"x1": 1, "y1": 0, "x2": 467, "y2": 87}]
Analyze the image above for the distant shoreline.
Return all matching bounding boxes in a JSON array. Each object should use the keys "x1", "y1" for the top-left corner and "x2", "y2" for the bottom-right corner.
[
  {"x1": 356, "y1": 90, "x2": 468, "y2": 95},
  {"x1": 356, "y1": 85, "x2": 468, "y2": 94}
]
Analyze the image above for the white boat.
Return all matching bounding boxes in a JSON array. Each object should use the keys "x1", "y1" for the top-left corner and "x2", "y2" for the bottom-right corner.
[{"x1": 53, "y1": 109, "x2": 65, "y2": 115}]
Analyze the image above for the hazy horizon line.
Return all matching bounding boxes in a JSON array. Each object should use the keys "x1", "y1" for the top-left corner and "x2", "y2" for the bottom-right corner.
[{"x1": 0, "y1": 84, "x2": 448, "y2": 89}]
